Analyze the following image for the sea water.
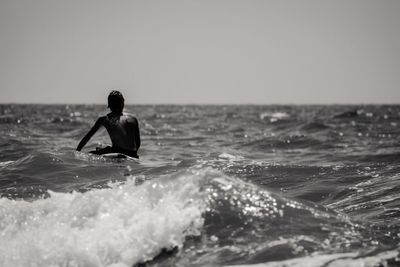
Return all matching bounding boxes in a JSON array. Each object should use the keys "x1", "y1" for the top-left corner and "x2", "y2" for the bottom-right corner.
[{"x1": 0, "y1": 104, "x2": 399, "y2": 266}]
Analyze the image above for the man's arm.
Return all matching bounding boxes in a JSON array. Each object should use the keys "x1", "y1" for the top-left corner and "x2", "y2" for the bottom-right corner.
[{"x1": 76, "y1": 118, "x2": 103, "y2": 151}]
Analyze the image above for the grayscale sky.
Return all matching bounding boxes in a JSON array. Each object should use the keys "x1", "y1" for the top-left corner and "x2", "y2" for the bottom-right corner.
[{"x1": 1, "y1": 0, "x2": 399, "y2": 104}]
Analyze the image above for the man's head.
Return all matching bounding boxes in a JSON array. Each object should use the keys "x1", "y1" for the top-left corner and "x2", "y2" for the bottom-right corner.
[{"x1": 108, "y1": 90, "x2": 124, "y2": 113}]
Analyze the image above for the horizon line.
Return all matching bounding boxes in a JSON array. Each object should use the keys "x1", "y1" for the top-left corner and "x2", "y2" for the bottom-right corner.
[{"x1": 0, "y1": 102, "x2": 399, "y2": 106}]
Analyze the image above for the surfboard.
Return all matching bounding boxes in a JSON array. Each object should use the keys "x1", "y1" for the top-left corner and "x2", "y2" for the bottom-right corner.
[{"x1": 101, "y1": 153, "x2": 136, "y2": 160}]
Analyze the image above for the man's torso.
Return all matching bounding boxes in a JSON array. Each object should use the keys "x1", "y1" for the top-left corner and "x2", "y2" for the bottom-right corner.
[{"x1": 101, "y1": 113, "x2": 138, "y2": 151}]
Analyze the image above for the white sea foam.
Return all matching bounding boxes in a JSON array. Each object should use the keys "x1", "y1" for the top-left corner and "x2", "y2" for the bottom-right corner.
[
  {"x1": 218, "y1": 153, "x2": 243, "y2": 161},
  {"x1": 259, "y1": 112, "x2": 289, "y2": 122},
  {"x1": 0, "y1": 171, "x2": 206, "y2": 267},
  {"x1": 0, "y1": 160, "x2": 15, "y2": 168}
]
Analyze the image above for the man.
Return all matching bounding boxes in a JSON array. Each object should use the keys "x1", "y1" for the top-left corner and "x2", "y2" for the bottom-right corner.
[{"x1": 76, "y1": 90, "x2": 141, "y2": 158}]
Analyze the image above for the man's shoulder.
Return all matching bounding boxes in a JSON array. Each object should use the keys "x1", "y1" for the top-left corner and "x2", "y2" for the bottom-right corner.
[{"x1": 123, "y1": 113, "x2": 138, "y2": 122}]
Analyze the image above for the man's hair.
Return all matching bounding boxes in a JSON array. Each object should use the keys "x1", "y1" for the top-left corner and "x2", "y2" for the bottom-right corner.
[{"x1": 108, "y1": 90, "x2": 124, "y2": 113}]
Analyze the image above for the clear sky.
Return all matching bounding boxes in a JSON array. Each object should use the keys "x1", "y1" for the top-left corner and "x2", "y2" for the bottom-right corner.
[{"x1": 1, "y1": 0, "x2": 399, "y2": 104}]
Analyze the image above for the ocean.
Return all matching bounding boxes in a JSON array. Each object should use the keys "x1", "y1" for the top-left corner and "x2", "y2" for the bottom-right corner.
[{"x1": 0, "y1": 104, "x2": 399, "y2": 267}]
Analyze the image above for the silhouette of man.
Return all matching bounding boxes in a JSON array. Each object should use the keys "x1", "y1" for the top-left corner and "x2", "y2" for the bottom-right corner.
[{"x1": 76, "y1": 90, "x2": 140, "y2": 158}]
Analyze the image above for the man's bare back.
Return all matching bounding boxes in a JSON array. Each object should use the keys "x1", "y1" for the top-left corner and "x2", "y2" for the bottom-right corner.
[{"x1": 101, "y1": 113, "x2": 140, "y2": 151}]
